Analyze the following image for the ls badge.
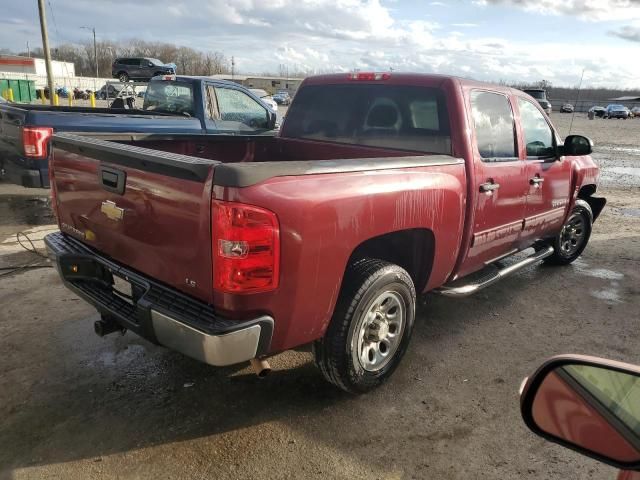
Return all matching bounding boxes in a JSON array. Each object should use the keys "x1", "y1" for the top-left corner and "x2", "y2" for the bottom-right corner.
[{"x1": 101, "y1": 200, "x2": 124, "y2": 221}]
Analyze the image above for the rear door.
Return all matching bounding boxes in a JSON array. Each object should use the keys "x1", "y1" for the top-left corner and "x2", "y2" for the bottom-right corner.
[
  {"x1": 516, "y1": 97, "x2": 571, "y2": 242},
  {"x1": 465, "y1": 90, "x2": 528, "y2": 271}
]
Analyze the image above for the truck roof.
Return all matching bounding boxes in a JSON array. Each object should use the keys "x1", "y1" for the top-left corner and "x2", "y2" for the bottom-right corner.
[
  {"x1": 164, "y1": 75, "x2": 246, "y2": 88},
  {"x1": 301, "y1": 72, "x2": 521, "y2": 96}
]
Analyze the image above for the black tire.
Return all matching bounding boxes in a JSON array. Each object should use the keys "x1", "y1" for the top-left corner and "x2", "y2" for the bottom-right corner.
[
  {"x1": 544, "y1": 199, "x2": 593, "y2": 265},
  {"x1": 313, "y1": 258, "x2": 416, "y2": 394},
  {"x1": 118, "y1": 72, "x2": 129, "y2": 83}
]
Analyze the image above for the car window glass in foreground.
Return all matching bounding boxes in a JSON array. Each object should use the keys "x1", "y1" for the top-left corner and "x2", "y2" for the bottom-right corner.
[
  {"x1": 283, "y1": 84, "x2": 451, "y2": 155},
  {"x1": 215, "y1": 87, "x2": 269, "y2": 131},
  {"x1": 143, "y1": 81, "x2": 194, "y2": 116},
  {"x1": 471, "y1": 91, "x2": 516, "y2": 160},
  {"x1": 563, "y1": 365, "x2": 640, "y2": 437},
  {"x1": 518, "y1": 98, "x2": 555, "y2": 158}
]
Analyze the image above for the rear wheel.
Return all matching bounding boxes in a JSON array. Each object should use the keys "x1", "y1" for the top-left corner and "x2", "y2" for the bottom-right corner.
[
  {"x1": 544, "y1": 200, "x2": 592, "y2": 265},
  {"x1": 118, "y1": 72, "x2": 129, "y2": 83},
  {"x1": 313, "y1": 259, "x2": 416, "y2": 393}
]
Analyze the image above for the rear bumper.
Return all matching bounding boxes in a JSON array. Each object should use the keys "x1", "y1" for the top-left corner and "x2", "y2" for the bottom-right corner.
[
  {"x1": 0, "y1": 157, "x2": 48, "y2": 188},
  {"x1": 45, "y1": 231, "x2": 273, "y2": 366}
]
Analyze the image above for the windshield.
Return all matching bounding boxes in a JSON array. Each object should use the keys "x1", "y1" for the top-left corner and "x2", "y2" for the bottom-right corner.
[
  {"x1": 608, "y1": 104, "x2": 625, "y2": 110},
  {"x1": 147, "y1": 58, "x2": 163, "y2": 66},
  {"x1": 143, "y1": 81, "x2": 194, "y2": 116},
  {"x1": 283, "y1": 84, "x2": 451, "y2": 155}
]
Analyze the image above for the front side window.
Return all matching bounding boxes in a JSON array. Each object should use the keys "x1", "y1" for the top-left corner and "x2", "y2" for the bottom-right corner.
[
  {"x1": 214, "y1": 87, "x2": 269, "y2": 131},
  {"x1": 518, "y1": 98, "x2": 554, "y2": 158},
  {"x1": 471, "y1": 91, "x2": 516, "y2": 160}
]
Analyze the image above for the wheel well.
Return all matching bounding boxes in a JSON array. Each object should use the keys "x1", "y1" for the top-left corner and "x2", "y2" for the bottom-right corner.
[
  {"x1": 347, "y1": 229, "x2": 435, "y2": 292},
  {"x1": 577, "y1": 184, "x2": 606, "y2": 221}
]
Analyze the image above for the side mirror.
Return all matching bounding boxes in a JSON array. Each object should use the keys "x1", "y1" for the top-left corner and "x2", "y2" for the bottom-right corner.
[
  {"x1": 521, "y1": 355, "x2": 640, "y2": 471},
  {"x1": 563, "y1": 135, "x2": 593, "y2": 156}
]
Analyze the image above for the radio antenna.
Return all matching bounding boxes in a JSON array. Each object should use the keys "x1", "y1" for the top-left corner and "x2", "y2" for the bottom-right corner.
[{"x1": 569, "y1": 68, "x2": 586, "y2": 135}]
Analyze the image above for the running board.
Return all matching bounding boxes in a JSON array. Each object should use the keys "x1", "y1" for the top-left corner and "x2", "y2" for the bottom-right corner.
[{"x1": 436, "y1": 246, "x2": 554, "y2": 297}]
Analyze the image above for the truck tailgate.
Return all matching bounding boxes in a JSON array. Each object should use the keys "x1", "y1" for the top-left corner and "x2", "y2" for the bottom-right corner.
[{"x1": 51, "y1": 133, "x2": 217, "y2": 303}]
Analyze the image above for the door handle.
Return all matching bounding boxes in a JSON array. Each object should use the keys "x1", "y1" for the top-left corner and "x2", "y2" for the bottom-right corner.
[
  {"x1": 530, "y1": 177, "x2": 545, "y2": 186},
  {"x1": 479, "y1": 182, "x2": 500, "y2": 193}
]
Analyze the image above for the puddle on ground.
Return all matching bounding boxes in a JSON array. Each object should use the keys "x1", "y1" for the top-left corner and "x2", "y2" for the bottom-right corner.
[
  {"x1": 573, "y1": 259, "x2": 625, "y2": 304},
  {"x1": 590, "y1": 289, "x2": 621, "y2": 303},
  {"x1": 614, "y1": 208, "x2": 640, "y2": 218},
  {"x1": 608, "y1": 167, "x2": 640, "y2": 177},
  {"x1": 0, "y1": 196, "x2": 54, "y2": 227},
  {"x1": 572, "y1": 259, "x2": 624, "y2": 280}
]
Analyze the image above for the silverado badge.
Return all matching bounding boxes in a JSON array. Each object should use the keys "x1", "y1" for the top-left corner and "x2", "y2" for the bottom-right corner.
[{"x1": 100, "y1": 200, "x2": 124, "y2": 221}]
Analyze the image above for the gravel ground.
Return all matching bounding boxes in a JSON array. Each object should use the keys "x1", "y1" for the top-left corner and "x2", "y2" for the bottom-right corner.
[{"x1": 0, "y1": 115, "x2": 638, "y2": 480}]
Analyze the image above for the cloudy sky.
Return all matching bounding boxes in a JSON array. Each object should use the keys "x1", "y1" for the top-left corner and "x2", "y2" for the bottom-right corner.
[{"x1": 1, "y1": 0, "x2": 639, "y2": 88}]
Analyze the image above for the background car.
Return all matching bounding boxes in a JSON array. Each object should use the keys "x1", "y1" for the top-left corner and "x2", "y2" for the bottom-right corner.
[
  {"x1": 95, "y1": 83, "x2": 125, "y2": 100},
  {"x1": 589, "y1": 106, "x2": 607, "y2": 118},
  {"x1": 605, "y1": 104, "x2": 630, "y2": 119},
  {"x1": 631, "y1": 106, "x2": 640, "y2": 118},
  {"x1": 560, "y1": 103, "x2": 574, "y2": 113},
  {"x1": 112, "y1": 57, "x2": 176, "y2": 83},
  {"x1": 273, "y1": 91, "x2": 292, "y2": 105},
  {"x1": 249, "y1": 88, "x2": 277, "y2": 112}
]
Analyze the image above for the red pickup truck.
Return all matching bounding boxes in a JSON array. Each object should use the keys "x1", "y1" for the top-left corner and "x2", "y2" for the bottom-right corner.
[{"x1": 45, "y1": 73, "x2": 606, "y2": 393}]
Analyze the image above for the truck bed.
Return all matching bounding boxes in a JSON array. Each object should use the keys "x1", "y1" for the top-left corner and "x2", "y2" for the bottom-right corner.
[{"x1": 51, "y1": 132, "x2": 462, "y2": 305}]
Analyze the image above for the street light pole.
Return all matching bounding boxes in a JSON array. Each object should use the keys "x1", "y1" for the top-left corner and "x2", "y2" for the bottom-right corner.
[{"x1": 37, "y1": 0, "x2": 55, "y2": 106}]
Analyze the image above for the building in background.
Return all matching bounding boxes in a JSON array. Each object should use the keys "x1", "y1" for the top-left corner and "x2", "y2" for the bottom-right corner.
[
  {"x1": 209, "y1": 74, "x2": 304, "y2": 94},
  {"x1": 0, "y1": 55, "x2": 75, "y2": 77}
]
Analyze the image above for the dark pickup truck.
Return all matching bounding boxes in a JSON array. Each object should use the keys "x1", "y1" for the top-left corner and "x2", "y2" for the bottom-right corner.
[
  {"x1": 45, "y1": 72, "x2": 605, "y2": 393},
  {"x1": 0, "y1": 75, "x2": 276, "y2": 187}
]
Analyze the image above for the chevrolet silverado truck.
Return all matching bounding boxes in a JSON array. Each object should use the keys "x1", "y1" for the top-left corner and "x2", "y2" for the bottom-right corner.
[
  {"x1": 44, "y1": 73, "x2": 606, "y2": 393},
  {"x1": 0, "y1": 75, "x2": 276, "y2": 187}
]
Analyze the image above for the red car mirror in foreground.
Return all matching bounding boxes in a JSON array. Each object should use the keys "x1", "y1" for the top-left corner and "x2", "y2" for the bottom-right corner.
[{"x1": 521, "y1": 355, "x2": 640, "y2": 475}]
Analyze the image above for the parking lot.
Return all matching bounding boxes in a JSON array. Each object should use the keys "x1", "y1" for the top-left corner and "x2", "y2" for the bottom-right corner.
[{"x1": 0, "y1": 114, "x2": 638, "y2": 479}]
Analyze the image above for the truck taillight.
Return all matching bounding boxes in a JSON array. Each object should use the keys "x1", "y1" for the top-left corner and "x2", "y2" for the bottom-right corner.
[
  {"x1": 22, "y1": 127, "x2": 53, "y2": 158},
  {"x1": 348, "y1": 72, "x2": 391, "y2": 81},
  {"x1": 212, "y1": 200, "x2": 280, "y2": 293}
]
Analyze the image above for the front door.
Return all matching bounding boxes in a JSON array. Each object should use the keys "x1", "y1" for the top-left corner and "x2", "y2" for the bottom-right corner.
[
  {"x1": 516, "y1": 97, "x2": 572, "y2": 243},
  {"x1": 462, "y1": 90, "x2": 529, "y2": 275}
]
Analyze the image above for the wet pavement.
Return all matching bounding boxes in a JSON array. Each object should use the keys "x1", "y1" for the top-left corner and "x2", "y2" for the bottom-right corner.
[{"x1": 0, "y1": 116, "x2": 638, "y2": 480}]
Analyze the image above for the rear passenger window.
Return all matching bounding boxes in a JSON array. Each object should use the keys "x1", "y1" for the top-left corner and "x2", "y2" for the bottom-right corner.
[
  {"x1": 518, "y1": 98, "x2": 555, "y2": 158},
  {"x1": 282, "y1": 85, "x2": 452, "y2": 155},
  {"x1": 471, "y1": 91, "x2": 517, "y2": 160}
]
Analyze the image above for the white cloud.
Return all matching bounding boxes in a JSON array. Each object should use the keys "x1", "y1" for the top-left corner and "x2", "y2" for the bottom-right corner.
[
  {"x1": 475, "y1": 0, "x2": 640, "y2": 21},
  {"x1": 0, "y1": 0, "x2": 637, "y2": 88}
]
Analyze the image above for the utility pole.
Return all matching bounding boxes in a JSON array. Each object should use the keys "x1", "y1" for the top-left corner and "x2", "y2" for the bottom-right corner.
[
  {"x1": 27, "y1": 41, "x2": 30, "y2": 58},
  {"x1": 231, "y1": 56, "x2": 235, "y2": 80},
  {"x1": 37, "y1": 0, "x2": 55, "y2": 106},
  {"x1": 81, "y1": 26, "x2": 98, "y2": 78}
]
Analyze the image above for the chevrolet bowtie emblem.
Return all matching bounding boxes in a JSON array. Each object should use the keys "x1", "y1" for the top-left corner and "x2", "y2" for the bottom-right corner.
[{"x1": 100, "y1": 200, "x2": 124, "y2": 221}]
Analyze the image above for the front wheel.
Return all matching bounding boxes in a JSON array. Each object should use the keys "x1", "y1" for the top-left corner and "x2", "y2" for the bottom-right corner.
[
  {"x1": 313, "y1": 258, "x2": 416, "y2": 393},
  {"x1": 118, "y1": 72, "x2": 129, "y2": 83},
  {"x1": 544, "y1": 200, "x2": 593, "y2": 265}
]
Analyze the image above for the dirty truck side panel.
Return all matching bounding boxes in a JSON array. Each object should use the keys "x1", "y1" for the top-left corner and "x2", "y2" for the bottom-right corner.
[{"x1": 213, "y1": 164, "x2": 466, "y2": 353}]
